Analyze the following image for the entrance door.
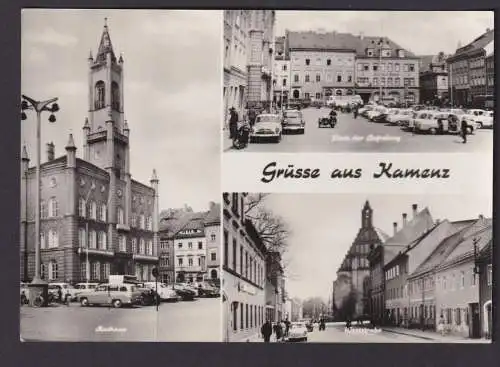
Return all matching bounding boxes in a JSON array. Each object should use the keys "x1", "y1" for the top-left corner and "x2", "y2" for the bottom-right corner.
[{"x1": 469, "y1": 303, "x2": 481, "y2": 338}]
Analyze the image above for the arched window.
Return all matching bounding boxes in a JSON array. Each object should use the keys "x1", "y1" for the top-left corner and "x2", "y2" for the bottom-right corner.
[
  {"x1": 293, "y1": 89, "x2": 299, "y2": 99},
  {"x1": 98, "y1": 231, "x2": 107, "y2": 250},
  {"x1": 79, "y1": 198, "x2": 86, "y2": 217},
  {"x1": 40, "y1": 231, "x2": 46, "y2": 249},
  {"x1": 89, "y1": 230, "x2": 97, "y2": 249},
  {"x1": 79, "y1": 228, "x2": 86, "y2": 248},
  {"x1": 48, "y1": 260, "x2": 58, "y2": 281},
  {"x1": 100, "y1": 203, "x2": 107, "y2": 222},
  {"x1": 48, "y1": 229, "x2": 58, "y2": 248},
  {"x1": 90, "y1": 201, "x2": 97, "y2": 220},
  {"x1": 95, "y1": 81, "x2": 105, "y2": 109},
  {"x1": 48, "y1": 197, "x2": 58, "y2": 217},
  {"x1": 117, "y1": 207, "x2": 124, "y2": 225},
  {"x1": 211, "y1": 269, "x2": 218, "y2": 279},
  {"x1": 111, "y1": 81, "x2": 120, "y2": 111}
]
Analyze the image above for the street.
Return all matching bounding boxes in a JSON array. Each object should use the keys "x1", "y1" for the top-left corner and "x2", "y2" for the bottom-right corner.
[
  {"x1": 224, "y1": 107, "x2": 493, "y2": 153},
  {"x1": 20, "y1": 297, "x2": 220, "y2": 342}
]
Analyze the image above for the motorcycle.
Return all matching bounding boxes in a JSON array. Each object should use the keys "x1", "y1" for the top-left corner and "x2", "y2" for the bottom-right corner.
[{"x1": 232, "y1": 122, "x2": 251, "y2": 150}]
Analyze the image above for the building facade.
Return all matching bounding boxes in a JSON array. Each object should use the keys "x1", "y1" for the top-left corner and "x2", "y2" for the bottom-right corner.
[
  {"x1": 485, "y1": 52, "x2": 494, "y2": 97},
  {"x1": 20, "y1": 21, "x2": 159, "y2": 284},
  {"x1": 223, "y1": 10, "x2": 251, "y2": 123},
  {"x1": 434, "y1": 221, "x2": 492, "y2": 338},
  {"x1": 205, "y1": 202, "x2": 221, "y2": 283},
  {"x1": 336, "y1": 201, "x2": 389, "y2": 319},
  {"x1": 447, "y1": 28, "x2": 494, "y2": 107},
  {"x1": 272, "y1": 36, "x2": 291, "y2": 107},
  {"x1": 173, "y1": 213, "x2": 207, "y2": 283},
  {"x1": 265, "y1": 251, "x2": 285, "y2": 322},
  {"x1": 478, "y1": 241, "x2": 492, "y2": 339},
  {"x1": 246, "y1": 10, "x2": 276, "y2": 111},
  {"x1": 222, "y1": 193, "x2": 267, "y2": 342},
  {"x1": 419, "y1": 53, "x2": 449, "y2": 105}
]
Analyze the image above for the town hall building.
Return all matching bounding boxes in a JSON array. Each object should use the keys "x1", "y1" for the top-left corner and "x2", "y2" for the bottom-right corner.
[{"x1": 20, "y1": 20, "x2": 160, "y2": 284}]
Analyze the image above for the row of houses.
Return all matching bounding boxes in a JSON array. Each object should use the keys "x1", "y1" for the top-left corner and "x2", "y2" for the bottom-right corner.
[
  {"x1": 419, "y1": 27, "x2": 494, "y2": 108},
  {"x1": 157, "y1": 202, "x2": 221, "y2": 285},
  {"x1": 222, "y1": 193, "x2": 289, "y2": 342},
  {"x1": 333, "y1": 201, "x2": 492, "y2": 339}
]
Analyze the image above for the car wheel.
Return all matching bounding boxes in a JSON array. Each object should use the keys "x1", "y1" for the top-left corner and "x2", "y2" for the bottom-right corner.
[
  {"x1": 112, "y1": 299, "x2": 122, "y2": 308},
  {"x1": 429, "y1": 128, "x2": 437, "y2": 135},
  {"x1": 477, "y1": 122, "x2": 483, "y2": 129},
  {"x1": 80, "y1": 297, "x2": 89, "y2": 307}
]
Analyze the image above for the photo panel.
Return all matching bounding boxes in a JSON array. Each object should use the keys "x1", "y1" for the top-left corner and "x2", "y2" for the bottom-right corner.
[
  {"x1": 20, "y1": 9, "x2": 222, "y2": 342},
  {"x1": 222, "y1": 193, "x2": 492, "y2": 343},
  {"x1": 223, "y1": 10, "x2": 494, "y2": 154}
]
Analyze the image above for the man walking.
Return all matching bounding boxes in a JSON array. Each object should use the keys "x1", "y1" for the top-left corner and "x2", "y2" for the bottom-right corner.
[
  {"x1": 229, "y1": 107, "x2": 239, "y2": 140},
  {"x1": 461, "y1": 118, "x2": 468, "y2": 144},
  {"x1": 261, "y1": 319, "x2": 273, "y2": 343}
]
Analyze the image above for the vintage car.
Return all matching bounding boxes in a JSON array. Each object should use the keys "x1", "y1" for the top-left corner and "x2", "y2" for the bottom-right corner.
[
  {"x1": 250, "y1": 114, "x2": 282, "y2": 143},
  {"x1": 366, "y1": 106, "x2": 389, "y2": 121},
  {"x1": 49, "y1": 282, "x2": 79, "y2": 301},
  {"x1": 171, "y1": 283, "x2": 197, "y2": 301},
  {"x1": 414, "y1": 112, "x2": 475, "y2": 135},
  {"x1": 282, "y1": 109, "x2": 305, "y2": 134},
  {"x1": 79, "y1": 283, "x2": 143, "y2": 308},
  {"x1": 286, "y1": 322, "x2": 308, "y2": 342},
  {"x1": 470, "y1": 110, "x2": 494, "y2": 129},
  {"x1": 318, "y1": 113, "x2": 337, "y2": 128},
  {"x1": 143, "y1": 282, "x2": 181, "y2": 302}
]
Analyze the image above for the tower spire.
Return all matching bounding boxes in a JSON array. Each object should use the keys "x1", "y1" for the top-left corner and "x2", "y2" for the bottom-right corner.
[{"x1": 95, "y1": 17, "x2": 116, "y2": 63}]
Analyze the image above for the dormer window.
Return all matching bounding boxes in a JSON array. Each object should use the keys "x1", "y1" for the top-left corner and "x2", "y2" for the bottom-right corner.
[
  {"x1": 367, "y1": 48, "x2": 374, "y2": 57},
  {"x1": 398, "y1": 49, "x2": 405, "y2": 58},
  {"x1": 382, "y1": 49, "x2": 391, "y2": 57}
]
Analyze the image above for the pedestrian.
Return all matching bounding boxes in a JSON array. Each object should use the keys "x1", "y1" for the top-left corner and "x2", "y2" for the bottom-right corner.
[
  {"x1": 460, "y1": 118, "x2": 468, "y2": 144},
  {"x1": 228, "y1": 107, "x2": 239, "y2": 140},
  {"x1": 438, "y1": 314, "x2": 445, "y2": 336},
  {"x1": 353, "y1": 106, "x2": 358, "y2": 119},
  {"x1": 65, "y1": 290, "x2": 71, "y2": 306},
  {"x1": 284, "y1": 319, "x2": 290, "y2": 337},
  {"x1": 261, "y1": 319, "x2": 272, "y2": 343},
  {"x1": 57, "y1": 287, "x2": 63, "y2": 304},
  {"x1": 248, "y1": 108, "x2": 257, "y2": 127}
]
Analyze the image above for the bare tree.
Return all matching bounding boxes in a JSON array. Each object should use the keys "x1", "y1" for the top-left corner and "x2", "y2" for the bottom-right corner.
[{"x1": 244, "y1": 194, "x2": 291, "y2": 255}]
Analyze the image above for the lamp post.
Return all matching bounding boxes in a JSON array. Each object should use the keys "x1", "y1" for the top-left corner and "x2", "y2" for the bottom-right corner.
[{"x1": 21, "y1": 95, "x2": 59, "y2": 306}]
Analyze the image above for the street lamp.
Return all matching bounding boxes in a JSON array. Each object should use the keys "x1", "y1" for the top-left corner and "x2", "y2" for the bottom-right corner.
[
  {"x1": 371, "y1": 38, "x2": 389, "y2": 104},
  {"x1": 21, "y1": 95, "x2": 59, "y2": 306}
]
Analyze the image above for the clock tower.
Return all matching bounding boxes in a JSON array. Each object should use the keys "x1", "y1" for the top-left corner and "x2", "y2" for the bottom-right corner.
[{"x1": 362, "y1": 200, "x2": 373, "y2": 229}]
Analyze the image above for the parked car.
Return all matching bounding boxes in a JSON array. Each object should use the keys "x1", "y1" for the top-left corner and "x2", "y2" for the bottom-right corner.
[
  {"x1": 301, "y1": 319, "x2": 314, "y2": 332},
  {"x1": 373, "y1": 108, "x2": 397, "y2": 123},
  {"x1": 49, "y1": 282, "x2": 79, "y2": 301},
  {"x1": 79, "y1": 283, "x2": 143, "y2": 308},
  {"x1": 171, "y1": 283, "x2": 196, "y2": 301},
  {"x1": 74, "y1": 282, "x2": 99, "y2": 298},
  {"x1": 143, "y1": 282, "x2": 181, "y2": 302},
  {"x1": 250, "y1": 114, "x2": 282, "y2": 143},
  {"x1": 366, "y1": 106, "x2": 389, "y2": 121},
  {"x1": 282, "y1": 109, "x2": 305, "y2": 134},
  {"x1": 413, "y1": 112, "x2": 449, "y2": 134},
  {"x1": 286, "y1": 322, "x2": 308, "y2": 342},
  {"x1": 195, "y1": 282, "x2": 220, "y2": 298},
  {"x1": 472, "y1": 110, "x2": 494, "y2": 129}
]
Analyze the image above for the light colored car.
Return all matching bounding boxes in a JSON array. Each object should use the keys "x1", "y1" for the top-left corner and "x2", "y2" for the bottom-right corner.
[
  {"x1": 366, "y1": 106, "x2": 388, "y2": 121},
  {"x1": 287, "y1": 322, "x2": 308, "y2": 342},
  {"x1": 413, "y1": 112, "x2": 449, "y2": 134},
  {"x1": 79, "y1": 283, "x2": 143, "y2": 308},
  {"x1": 282, "y1": 109, "x2": 305, "y2": 134},
  {"x1": 250, "y1": 114, "x2": 282, "y2": 142},
  {"x1": 473, "y1": 110, "x2": 494, "y2": 129},
  {"x1": 175, "y1": 282, "x2": 200, "y2": 297},
  {"x1": 143, "y1": 282, "x2": 181, "y2": 302},
  {"x1": 74, "y1": 282, "x2": 99, "y2": 298}
]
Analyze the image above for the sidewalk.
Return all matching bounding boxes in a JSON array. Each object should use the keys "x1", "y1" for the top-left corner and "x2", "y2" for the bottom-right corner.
[
  {"x1": 244, "y1": 333, "x2": 284, "y2": 343},
  {"x1": 382, "y1": 327, "x2": 491, "y2": 343}
]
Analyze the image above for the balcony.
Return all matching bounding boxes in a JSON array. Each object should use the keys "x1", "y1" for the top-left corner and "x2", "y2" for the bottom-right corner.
[
  {"x1": 176, "y1": 265, "x2": 206, "y2": 273},
  {"x1": 77, "y1": 247, "x2": 114, "y2": 257},
  {"x1": 133, "y1": 253, "x2": 158, "y2": 262}
]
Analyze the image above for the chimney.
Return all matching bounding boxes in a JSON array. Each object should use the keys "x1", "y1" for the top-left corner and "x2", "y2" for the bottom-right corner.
[
  {"x1": 393, "y1": 222, "x2": 398, "y2": 236},
  {"x1": 46, "y1": 142, "x2": 55, "y2": 161},
  {"x1": 402, "y1": 213, "x2": 407, "y2": 226},
  {"x1": 412, "y1": 204, "x2": 418, "y2": 218}
]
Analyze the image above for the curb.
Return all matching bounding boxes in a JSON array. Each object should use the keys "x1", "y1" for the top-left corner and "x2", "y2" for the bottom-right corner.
[{"x1": 382, "y1": 328, "x2": 436, "y2": 341}]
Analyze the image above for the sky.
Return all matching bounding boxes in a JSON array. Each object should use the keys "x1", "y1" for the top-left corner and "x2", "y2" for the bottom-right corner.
[
  {"x1": 259, "y1": 193, "x2": 492, "y2": 301},
  {"x1": 21, "y1": 9, "x2": 221, "y2": 212},
  {"x1": 275, "y1": 11, "x2": 494, "y2": 55}
]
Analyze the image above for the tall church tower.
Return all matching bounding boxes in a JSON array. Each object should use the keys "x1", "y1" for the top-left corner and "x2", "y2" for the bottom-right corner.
[
  {"x1": 361, "y1": 200, "x2": 373, "y2": 229},
  {"x1": 83, "y1": 18, "x2": 128, "y2": 176}
]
